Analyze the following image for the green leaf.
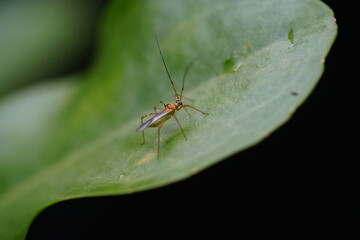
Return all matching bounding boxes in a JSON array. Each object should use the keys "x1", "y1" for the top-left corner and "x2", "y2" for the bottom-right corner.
[
  {"x1": 0, "y1": 0, "x2": 336, "y2": 239},
  {"x1": 0, "y1": 0, "x2": 101, "y2": 95}
]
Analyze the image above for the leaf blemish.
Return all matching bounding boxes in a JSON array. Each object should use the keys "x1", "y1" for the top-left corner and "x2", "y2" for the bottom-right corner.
[
  {"x1": 291, "y1": 91, "x2": 298, "y2": 96},
  {"x1": 137, "y1": 152, "x2": 155, "y2": 165},
  {"x1": 288, "y1": 28, "x2": 294, "y2": 44},
  {"x1": 223, "y1": 57, "x2": 242, "y2": 73},
  {"x1": 263, "y1": 132, "x2": 270, "y2": 138},
  {"x1": 191, "y1": 168, "x2": 199, "y2": 175}
]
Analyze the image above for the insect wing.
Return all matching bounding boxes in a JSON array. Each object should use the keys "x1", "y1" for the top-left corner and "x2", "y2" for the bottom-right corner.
[
  {"x1": 136, "y1": 109, "x2": 172, "y2": 132},
  {"x1": 136, "y1": 119, "x2": 152, "y2": 132}
]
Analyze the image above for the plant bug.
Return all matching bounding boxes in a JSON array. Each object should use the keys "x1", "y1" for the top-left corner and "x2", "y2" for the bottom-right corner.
[{"x1": 136, "y1": 32, "x2": 208, "y2": 159}]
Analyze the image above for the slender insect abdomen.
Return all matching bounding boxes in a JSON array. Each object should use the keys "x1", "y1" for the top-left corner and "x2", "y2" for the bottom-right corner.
[{"x1": 149, "y1": 114, "x2": 172, "y2": 128}]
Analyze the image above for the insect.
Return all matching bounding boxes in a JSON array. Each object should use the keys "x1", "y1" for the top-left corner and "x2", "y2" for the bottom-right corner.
[{"x1": 136, "y1": 32, "x2": 208, "y2": 159}]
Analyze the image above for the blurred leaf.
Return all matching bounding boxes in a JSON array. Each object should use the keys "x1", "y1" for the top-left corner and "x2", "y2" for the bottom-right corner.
[
  {"x1": 0, "y1": 0, "x2": 336, "y2": 239},
  {"x1": 0, "y1": 0, "x2": 102, "y2": 95}
]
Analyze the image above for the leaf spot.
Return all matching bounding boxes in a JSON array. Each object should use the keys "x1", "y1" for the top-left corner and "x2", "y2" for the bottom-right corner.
[
  {"x1": 191, "y1": 168, "x2": 199, "y2": 175},
  {"x1": 137, "y1": 152, "x2": 155, "y2": 165},
  {"x1": 118, "y1": 175, "x2": 126, "y2": 181},
  {"x1": 223, "y1": 57, "x2": 242, "y2": 73},
  {"x1": 263, "y1": 132, "x2": 270, "y2": 138},
  {"x1": 288, "y1": 28, "x2": 294, "y2": 44}
]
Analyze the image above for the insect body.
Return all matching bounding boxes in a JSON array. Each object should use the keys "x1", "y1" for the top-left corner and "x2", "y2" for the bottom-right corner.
[{"x1": 136, "y1": 33, "x2": 208, "y2": 159}]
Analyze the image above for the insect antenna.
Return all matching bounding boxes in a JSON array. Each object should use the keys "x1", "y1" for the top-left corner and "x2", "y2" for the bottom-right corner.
[
  {"x1": 154, "y1": 31, "x2": 179, "y2": 100},
  {"x1": 180, "y1": 57, "x2": 199, "y2": 101}
]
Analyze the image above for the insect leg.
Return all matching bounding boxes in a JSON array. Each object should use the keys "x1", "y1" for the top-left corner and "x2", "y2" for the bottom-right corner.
[
  {"x1": 140, "y1": 113, "x2": 157, "y2": 144},
  {"x1": 153, "y1": 106, "x2": 163, "y2": 113},
  {"x1": 172, "y1": 114, "x2": 188, "y2": 140},
  {"x1": 182, "y1": 105, "x2": 208, "y2": 115}
]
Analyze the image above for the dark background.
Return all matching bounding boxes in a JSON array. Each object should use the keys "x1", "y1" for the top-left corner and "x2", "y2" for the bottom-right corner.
[{"x1": 26, "y1": 1, "x2": 358, "y2": 239}]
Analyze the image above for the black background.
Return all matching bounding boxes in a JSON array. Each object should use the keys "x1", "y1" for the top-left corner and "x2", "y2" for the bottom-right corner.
[{"x1": 26, "y1": 1, "x2": 358, "y2": 239}]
